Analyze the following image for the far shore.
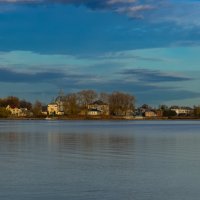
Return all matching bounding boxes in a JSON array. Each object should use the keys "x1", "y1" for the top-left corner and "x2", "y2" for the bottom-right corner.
[{"x1": 1, "y1": 116, "x2": 200, "y2": 121}]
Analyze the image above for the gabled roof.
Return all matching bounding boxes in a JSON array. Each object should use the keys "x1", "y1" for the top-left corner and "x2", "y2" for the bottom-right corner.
[
  {"x1": 89, "y1": 100, "x2": 108, "y2": 105},
  {"x1": 6, "y1": 105, "x2": 19, "y2": 109}
]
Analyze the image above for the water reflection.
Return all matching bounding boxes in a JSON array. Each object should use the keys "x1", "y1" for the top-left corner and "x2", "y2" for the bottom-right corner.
[
  {"x1": 1, "y1": 121, "x2": 200, "y2": 200},
  {"x1": 0, "y1": 131, "x2": 135, "y2": 157},
  {"x1": 52, "y1": 133, "x2": 134, "y2": 156}
]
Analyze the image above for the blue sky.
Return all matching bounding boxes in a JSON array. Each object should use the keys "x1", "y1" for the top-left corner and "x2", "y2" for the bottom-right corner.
[{"x1": 0, "y1": 0, "x2": 200, "y2": 106}]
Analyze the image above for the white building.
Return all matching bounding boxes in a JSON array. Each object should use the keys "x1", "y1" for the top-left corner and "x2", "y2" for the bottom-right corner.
[
  {"x1": 87, "y1": 100, "x2": 109, "y2": 116},
  {"x1": 170, "y1": 106, "x2": 193, "y2": 115}
]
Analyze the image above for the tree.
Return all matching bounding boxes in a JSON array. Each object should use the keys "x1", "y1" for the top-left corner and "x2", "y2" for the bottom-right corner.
[
  {"x1": 159, "y1": 105, "x2": 168, "y2": 111},
  {"x1": 163, "y1": 110, "x2": 177, "y2": 117},
  {"x1": 141, "y1": 104, "x2": 151, "y2": 109},
  {"x1": 63, "y1": 93, "x2": 79, "y2": 115},
  {"x1": 99, "y1": 92, "x2": 110, "y2": 104},
  {"x1": 20, "y1": 100, "x2": 32, "y2": 110},
  {"x1": 77, "y1": 90, "x2": 97, "y2": 115},
  {"x1": 1, "y1": 96, "x2": 20, "y2": 107},
  {"x1": 0, "y1": 107, "x2": 11, "y2": 118},
  {"x1": 109, "y1": 91, "x2": 135, "y2": 116},
  {"x1": 32, "y1": 101, "x2": 42, "y2": 117},
  {"x1": 194, "y1": 106, "x2": 200, "y2": 117}
]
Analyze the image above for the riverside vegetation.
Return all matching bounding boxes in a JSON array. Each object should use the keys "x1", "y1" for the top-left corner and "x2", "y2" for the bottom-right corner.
[{"x1": 0, "y1": 90, "x2": 200, "y2": 119}]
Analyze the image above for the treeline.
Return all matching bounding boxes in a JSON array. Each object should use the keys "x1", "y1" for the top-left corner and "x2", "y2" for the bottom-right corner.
[
  {"x1": 62, "y1": 90, "x2": 135, "y2": 116},
  {"x1": 0, "y1": 96, "x2": 44, "y2": 118},
  {"x1": 3, "y1": 90, "x2": 200, "y2": 119},
  {"x1": 0, "y1": 90, "x2": 135, "y2": 117},
  {"x1": 0, "y1": 96, "x2": 32, "y2": 109}
]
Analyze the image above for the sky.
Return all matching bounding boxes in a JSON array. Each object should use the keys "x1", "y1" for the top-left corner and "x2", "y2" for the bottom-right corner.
[{"x1": 0, "y1": 0, "x2": 200, "y2": 106}]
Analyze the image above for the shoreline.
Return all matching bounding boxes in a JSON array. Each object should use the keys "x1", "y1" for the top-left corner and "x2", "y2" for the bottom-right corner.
[{"x1": 1, "y1": 116, "x2": 200, "y2": 121}]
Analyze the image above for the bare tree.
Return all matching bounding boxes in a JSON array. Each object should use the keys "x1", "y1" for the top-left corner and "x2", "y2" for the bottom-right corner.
[
  {"x1": 77, "y1": 90, "x2": 97, "y2": 115},
  {"x1": 109, "y1": 92, "x2": 135, "y2": 116},
  {"x1": 63, "y1": 93, "x2": 79, "y2": 115},
  {"x1": 99, "y1": 92, "x2": 110, "y2": 104},
  {"x1": 32, "y1": 100, "x2": 42, "y2": 117},
  {"x1": 20, "y1": 99, "x2": 32, "y2": 110}
]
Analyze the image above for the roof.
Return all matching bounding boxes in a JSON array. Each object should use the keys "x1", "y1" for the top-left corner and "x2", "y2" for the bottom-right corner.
[
  {"x1": 89, "y1": 100, "x2": 108, "y2": 105},
  {"x1": 7, "y1": 105, "x2": 18, "y2": 109}
]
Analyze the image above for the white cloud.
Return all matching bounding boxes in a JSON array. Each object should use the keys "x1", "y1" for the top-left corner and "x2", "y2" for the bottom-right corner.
[{"x1": 116, "y1": 4, "x2": 155, "y2": 18}]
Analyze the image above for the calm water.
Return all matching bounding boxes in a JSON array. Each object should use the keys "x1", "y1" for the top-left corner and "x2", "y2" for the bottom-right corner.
[{"x1": 0, "y1": 120, "x2": 200, "y2": 200}]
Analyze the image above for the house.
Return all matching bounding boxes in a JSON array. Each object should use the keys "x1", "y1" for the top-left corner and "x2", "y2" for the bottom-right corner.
[
  {"x1": 87, "y1": 100, "x2": 109, "y2": 116},
  {"x1": 144, "y1": 110, "x2": 157, "y2": 118},
  {"x1": 134, "y1": 115, "x2": 144, "y2": 120},
  {"x1": 47, "y1": 103, "x2": 64, "y2": 116},
  {"x1": 155, "y1": 109, "x2": 163, "y2": 117},
  {"x1": 47, "y1": 92, "x2": 65, "y2": 116},
  {"x1": 87, "y1": 108, "x2": 102, "y2": 116},
  {"x1": 170, "y1": 106, "x2": 193, "y2": 116},
  {"x1": 55, "y1": 94, "x2": 65, "y2": 114},
  {"x1": 6, "y1": 105, "x2": 28, "y2": 117}
]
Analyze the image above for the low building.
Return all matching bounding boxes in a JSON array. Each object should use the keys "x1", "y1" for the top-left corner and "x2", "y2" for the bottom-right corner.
[
  {"x1": 144, "y1": 110, "x2": 157, "y2": 118},
  {"x1": 47, "y1": 103, "x2": 64, "y2": 116},
  {"x1": 156, "y1": 109, "x2": 163, "y2": 117},
  {"x1": 6, "y1": 105, "x2": 28, "y2": 117},
  {"x1": 87, "y1": 108, "x2": 102, "y2": 116},
  {"x1": 170, "y1": 106, "x2": 193, "y2": 116},
  {"x1": 87, "y1": 100, "x2": 109, "y2": 116},
  {"x1": 134, "y1": 115, "x2": 144, "y2": 120}
]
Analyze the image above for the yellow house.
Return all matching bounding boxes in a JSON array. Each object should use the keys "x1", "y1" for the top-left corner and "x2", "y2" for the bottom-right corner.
[
  {"x1": 47, "y1": 103, "x2": 64, "y2": 116},
  {"x1": 6, "y1": 105, "x2": 27, "y2": 117}
]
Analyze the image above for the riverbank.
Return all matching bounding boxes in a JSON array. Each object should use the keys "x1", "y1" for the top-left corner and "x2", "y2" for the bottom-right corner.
[{"x1": 1, "y1": 116, "x2": 200, "y2": 120}]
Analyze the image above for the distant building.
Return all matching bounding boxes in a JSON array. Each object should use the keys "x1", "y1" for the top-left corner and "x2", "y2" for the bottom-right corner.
[
  {"x1": 6, "y1": 105, "x2": 28, "y2": 117},
  {"x1": 155, "y1": 109, "x2": 163, "y2": 117},
  {"x1": 47, "y1": 92, "x2": 65, "y2": 116},
  {"x1": 136, "y1": 105, "x2": 163, "y2": 118},
  {"x1": 87, "y1": 100, "x2": 109, "y2": 116},
  {"x1": 144, "y1": 110, "x2": 157, "y2": 118},
  {"x1": 47, "y1": 103, "x2": 64, "y2": 116},
  {"x1": 55, "y1": 94, "x2": 65, "y2": 114},
  {"x1": 87, "y1": 108, "x2": 102, "y2": 116},
  {"x1": 134, "y1": 115, "x2": 144, "y2": 120},
  {"x1": 170, "y1": 106, "x2": 193, "y2": 116}
]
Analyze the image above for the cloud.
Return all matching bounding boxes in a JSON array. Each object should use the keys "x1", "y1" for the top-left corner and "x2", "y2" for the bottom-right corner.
[
  {"x1": 78, "y1": 51, "x2": 165, "y2": 62},
  {"x1": 61, "y1": 77, "x2": 200, "y2": 105},
  {"x1": 0, "y1": 0, "x2": 157, "y2": 18},
  {"x1": 0, "y1": 67, "x2": 91, "y2": 83},
  {"x1": 0, "y1": 67, "x2": 199, "y2": 105},
  {"x1": 1, "y1": 0, "x2": 199, "y2": 28},
  {"x1": 136, "y1": 89, "x2": 200, "y2": 105},
  {"x1": 120, "y1": 69, "x2": 193, "y2": 83}
]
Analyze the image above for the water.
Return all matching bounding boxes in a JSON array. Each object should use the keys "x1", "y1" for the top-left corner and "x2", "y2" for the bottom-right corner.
[{"x1": 0, "y1": 120, "x2": 200, "y2": 200}]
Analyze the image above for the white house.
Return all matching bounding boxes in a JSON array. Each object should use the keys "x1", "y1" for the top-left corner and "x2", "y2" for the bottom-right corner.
[{"x1": 170, "y1": 106, "x2": 193, "y2": 115}]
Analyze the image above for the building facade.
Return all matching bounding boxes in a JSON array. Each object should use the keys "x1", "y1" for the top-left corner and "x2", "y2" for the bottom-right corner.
[{"x1": 87, "y1": 100, "x2": 109, "y2": 116}]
